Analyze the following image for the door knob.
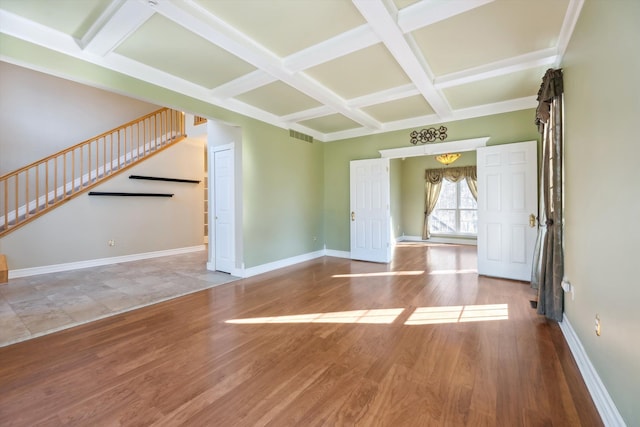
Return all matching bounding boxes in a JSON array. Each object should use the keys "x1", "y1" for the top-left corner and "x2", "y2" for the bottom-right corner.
[
  {"x1": 529, "y1": 214, "x2": 536, "y2": 228},
  {"x1": 351, "y1": 211, "x2": 355, "y2": 222}
]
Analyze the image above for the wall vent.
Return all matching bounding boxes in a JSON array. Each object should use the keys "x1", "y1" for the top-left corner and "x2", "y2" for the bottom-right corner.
[{"x1": 289, "y1": 129, "x2": 313, "y2": 143}]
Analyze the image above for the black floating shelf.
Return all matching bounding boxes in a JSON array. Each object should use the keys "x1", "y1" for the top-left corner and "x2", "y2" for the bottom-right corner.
[
  {"x1": 89, "y1": 192, "x2": 173, "y2": 197},
  {"x1": 129, "y1": 175, "x2": 200, "y2": 184}
]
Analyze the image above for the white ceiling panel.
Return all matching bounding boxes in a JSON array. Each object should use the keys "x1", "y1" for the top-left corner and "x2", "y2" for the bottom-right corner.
[
  {"x1": 193, "y1": 0, "x2": 366, "y2": 57},
  {"x1": 235, "y1": 81, "x2": 322, "y2": 117},
  {"x1": 362, "y1": 95, "x2": 434, "y2": 123},
  {"x1": 443, "y1": 67, "x2": 548, "y2": 110},
  {"x1": 300, "y1": 113, "x2": 361, "y2": 134},
  {"x1": 411, "y1": 0, "x2": 570, "y2": 76},
  {"x1": 115, "y1": 14, "x2": 256, "y2": 89},
  {"x1": 305, "y1": 43, "x2": 411, "y2": 100},
  {"x1": 0, "y1": 0, "x2": 584, "y2": 141}
]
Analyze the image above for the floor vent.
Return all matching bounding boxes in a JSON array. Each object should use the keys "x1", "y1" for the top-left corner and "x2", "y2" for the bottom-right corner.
[{"x1": 289, "y1": 129, "x2": 313, "y2": 143}]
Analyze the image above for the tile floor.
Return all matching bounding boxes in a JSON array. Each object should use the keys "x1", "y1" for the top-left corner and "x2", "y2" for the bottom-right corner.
[{"x1": 0, "y1": 250, "x2": 238, "y2": 347}]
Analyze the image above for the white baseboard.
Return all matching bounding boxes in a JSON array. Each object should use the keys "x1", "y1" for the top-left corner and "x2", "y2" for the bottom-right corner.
[
  {"x1": 241, "y1": 250, "x2": 326, "y2": 278},
  {"x1": 325, "y1": 249, "x2": 351, "y2": 259},
  {"x1": 206, "y1": 261, "x2": 243, "y2": 278},
  {"x1": 399, "y1": 235, "x2": 477, "y2": 246},
  {"x1": 559, "y1": 314, "x2": 626, "y2": 427},
  {"x1": 8, "y1": 245, "x2": 206, "y2": 279},
  {"x1": 239, "y1": 248, "x2": 351, "y2": 278}
]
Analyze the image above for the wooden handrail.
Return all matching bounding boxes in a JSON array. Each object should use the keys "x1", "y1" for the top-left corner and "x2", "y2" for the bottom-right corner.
[
  {"x1": 0, "y1": 107, "x2": 186, "y2": 237},
  {"x1": 0, "y1": 108, "x2": 175, "y2": 181}
]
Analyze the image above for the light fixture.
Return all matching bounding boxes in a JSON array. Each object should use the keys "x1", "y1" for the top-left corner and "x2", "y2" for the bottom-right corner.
[{"x1": 435, "y1": 153, "x2": 461, "y2": 166}]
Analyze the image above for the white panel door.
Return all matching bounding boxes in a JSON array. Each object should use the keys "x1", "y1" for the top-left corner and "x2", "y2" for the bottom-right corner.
[
  {"x1": 350, "y1": 158, "x2": 391, "y2": 263},
  {"x1": 477, "y1": 141, "x2": 538, "y2": 281},
  {"x1": 213, "y1": 148, "x2": 233, "y2": 273}
]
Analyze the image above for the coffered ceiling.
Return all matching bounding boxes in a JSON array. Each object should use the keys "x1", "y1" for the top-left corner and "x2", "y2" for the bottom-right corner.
[{"x1": 0, "y1": 0, "x2": 583, "y2": 141}]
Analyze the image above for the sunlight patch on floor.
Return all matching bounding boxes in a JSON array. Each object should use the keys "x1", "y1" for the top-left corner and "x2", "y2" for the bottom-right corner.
[
  {"x1": 226, "y1": 304, "x2": 508, "y2": 326},
  {"x1": 331, "y1": 271, "x2": 424, "y2": 278},
  {"x1": 405, "y1": 304, "x2": 509, "y2": 325},
  {"x1": 427, "y1": 269, "x2": 477, "y2": 275},
  {"x1": 226, "y1": 308, "x2": 405, "y2": 325}
]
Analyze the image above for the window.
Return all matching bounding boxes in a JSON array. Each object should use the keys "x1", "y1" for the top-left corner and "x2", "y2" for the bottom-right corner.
[{"x1": 430, "y1": 179, "x2": 477, "y2": 235}]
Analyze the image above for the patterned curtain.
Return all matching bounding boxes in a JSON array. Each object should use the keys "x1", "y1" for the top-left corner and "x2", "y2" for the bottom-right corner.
[
  {"x1": 532, "y1": 68, "x2": 564, "y2": 322},
  {"x1": 422, "y1": 170, "x2": 443, "y2": 240},
  {"x1": 422, "y1": 166, "x2": 477, "y2": 239},
  {"x1": 465, "y1": 167, "x2": 478, "y2": 201}
]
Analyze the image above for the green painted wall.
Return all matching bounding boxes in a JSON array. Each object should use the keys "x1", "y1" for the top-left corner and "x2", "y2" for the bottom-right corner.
[
  {"x1": 0, "y1": 35, "x2": 324, "y2": 269},
  {"x1": 241, "y1": 121, "x2": 324, "y2": 267},
  {"x1": 562, "y1": 1, "x2": 640, "y2": 424},
  {"x1": 324, "y1": 110, "x2": 539, "y2": 251}
]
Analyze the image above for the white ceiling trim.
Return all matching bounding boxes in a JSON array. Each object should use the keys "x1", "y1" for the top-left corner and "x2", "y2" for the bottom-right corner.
[
  {"x1": 379, "y1": 137, "x2": 490, "y2": 159},
  {"x1": 0, "y1": 9, "x2": 84, "y2": 55},
  {"x1": 80, "y1": 0, "x2": 153, "y2": 56},
  {"x1": 434, "y1": 48, "x2": 558, "y2": 89},
  {"x1": 323, "y1": 95, "x2": 536, "y2": 142},
  {"x1": 451, "y1": 96, "x2": 537, "y2": 122},
  {"x1": 279, "y1": 105, "x2": 335, "y2": 123},
  {"x1": 555, "y1": 0, "x2": 585, "y2": 67},
  {"x1": 283, "y1": 24, "x2": 379, "y2": 72},
  {"x1": 209, "y1": 70, "x2": 277, "y2": 98},
  {"x1": 0, "y1": 0, "x2": 578, "y2": 144},
  {"x1": 352, "y1": 0, "x2": 451, "y2": 118},
  {"x1": 398, "y1": 0, "x2": 495, "y2": 33},
  {"x1": 0, "y1": 10, "x2": 314, "y2": 136},
  {"x1": 220, "y1": 98, "x2": 327, "y2": 142},
  {"x1": 155, "y1": 0, "x2": 380, "y2": 129},
  {"x1": 348, "y1": 84, "x2": 420, "y2": 109}
]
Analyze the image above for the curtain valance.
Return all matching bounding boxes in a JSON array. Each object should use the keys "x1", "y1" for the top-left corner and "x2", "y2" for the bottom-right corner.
[
  {"x1": 424, "y1": 166, "x2": 476, "y2": 183},
  {"x1": 535, "y1": 68, "x2": 564, "y2": 133}
]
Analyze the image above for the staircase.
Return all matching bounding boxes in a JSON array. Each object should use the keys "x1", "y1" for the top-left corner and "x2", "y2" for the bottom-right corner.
[{"x1": 0, "y1": 108, "x2": 186, "y2": 237}]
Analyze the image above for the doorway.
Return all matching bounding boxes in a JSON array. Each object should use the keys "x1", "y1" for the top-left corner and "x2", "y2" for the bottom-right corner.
[{"x1": 206, "y1": 120, "x2": 242, "y2": 276}]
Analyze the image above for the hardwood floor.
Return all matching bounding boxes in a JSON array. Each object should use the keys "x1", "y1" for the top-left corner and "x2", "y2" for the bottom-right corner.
[{"x1": 0, "y1": 243, "x2": 602, "y2": 426}]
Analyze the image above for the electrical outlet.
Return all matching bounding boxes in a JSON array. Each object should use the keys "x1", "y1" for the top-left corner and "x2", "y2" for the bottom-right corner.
[
  {"x1": 108, "y1": 239, "x2": 115, "y2": 247},
  {"x1": 561, "y1": 278, "x2": 575, "y2": 301},
  {"x1": 595, "y1": 314, "x2": 601, "y2": 336}
]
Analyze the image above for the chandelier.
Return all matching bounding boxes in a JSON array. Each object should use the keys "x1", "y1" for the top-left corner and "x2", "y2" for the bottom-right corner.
[{"x1": 435, "y1": 153, "x2": 461, "y2": 166}]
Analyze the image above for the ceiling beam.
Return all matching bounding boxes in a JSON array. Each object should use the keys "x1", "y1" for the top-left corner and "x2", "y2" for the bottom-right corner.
[
  {"x1": 153, "y1": 0, "x2": 380, "y2": 129},
  {"x1": 398, "y1": 0, "x2": 495, "y2": 33},
  {"x1": 323, "y1": 95, "x2": 536, "y2": 142},
  {"x1": 0, "y1": 9, "x2": 81, "y2": 54},
  {"x1": 210, "y1": 70, "x2": 277, "y2": 98},
  {"x1": 352, "y1": 0, "x2": 451, "y2": 118},
  {"x1": 80, "y1": 0, "x2": 154, "y2": 56},
  {"x1": 434, "y1": 48, "x2": 557, "y2": 89},
  {"x1": 279, "y1": 105, "x2": 335, "y2": 124},
  {"x1": 283, "y1": 24, "x2": 379, "y2": 72},
  {"x1": 348, "y1": 84, "x2": 420, "y2": 109},
  {"x1": 555, "y1": 0, "x2": 585, "y2": 66}
]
